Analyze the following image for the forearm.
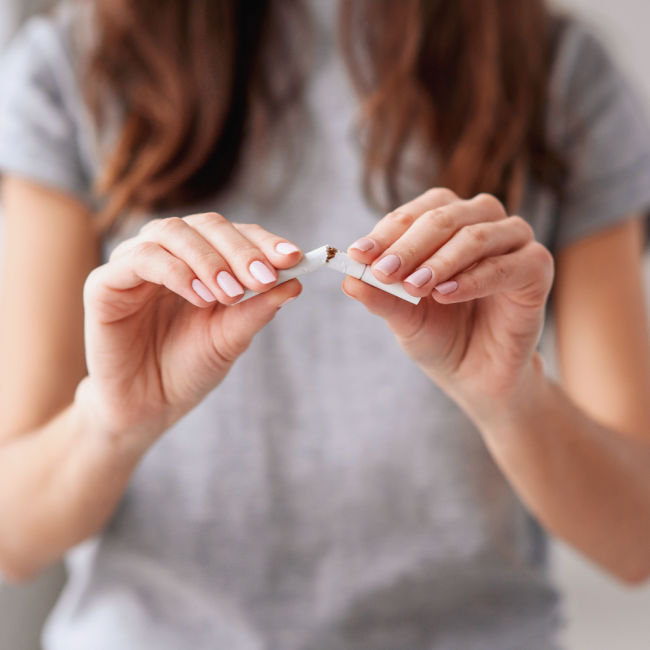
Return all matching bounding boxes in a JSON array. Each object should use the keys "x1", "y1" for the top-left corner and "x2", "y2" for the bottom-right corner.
[
  {"x1": 464, "y1": 355, "x2": 650, "y2": 584},
  {"x1": 0, "y1": 382, "x2": 146, "y2": 581}
]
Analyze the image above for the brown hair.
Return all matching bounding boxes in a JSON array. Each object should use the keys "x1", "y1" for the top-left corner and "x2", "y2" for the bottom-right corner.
[
  {"x1": 341, "y1": 0, "x2": 566, "y2": 211},
  {"x1": 85, "y1": 0, "x2": 566, "y2": 230}
]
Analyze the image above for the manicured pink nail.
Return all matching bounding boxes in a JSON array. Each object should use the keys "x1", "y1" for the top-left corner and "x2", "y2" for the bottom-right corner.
[
  {"x1": 216, "y1": 271, "x2": 244, "y2": 297},
  {"x1": 435, "y1": 280, "x2": 459, "y2": 295},
  {"x1": 373, "y1": 254, "x2": 401, "y2": 276},
  {"x1": 192, "y1": 279, "x2": 217, "y2": 302},
  {"x1": 275, "y1": 242, "x2": 301, "y2": 255},
  {"x1": 349, "y1": 237, "x2": 376, "y2": 253},
  {"x1": 249, "y1": 260, "x2": 277, "y2": 284},
  {"x1": 404, "y1": 267, "x2": 433, "y2": 288}
]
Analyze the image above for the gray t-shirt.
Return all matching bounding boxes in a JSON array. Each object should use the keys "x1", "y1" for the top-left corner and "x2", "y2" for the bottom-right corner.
[{"x1": 2, "y1": 4, "x2": 650, "y2": 650}]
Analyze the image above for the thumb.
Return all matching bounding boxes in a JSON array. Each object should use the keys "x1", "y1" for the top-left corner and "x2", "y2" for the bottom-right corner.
[
  {"x1": 213, "y1": 279, "x2": 302, "y2": 362},
  {"x1": 341, "y1": 276, "x2": 428, "y2": 340}
]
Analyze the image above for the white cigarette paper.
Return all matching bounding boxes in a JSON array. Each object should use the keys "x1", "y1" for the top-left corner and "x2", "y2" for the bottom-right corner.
[
  {"x1": 235, "y1": 244, "x2": 421, "y2": 305},
  {"x1": 324, "y1": 248, "x2": 421, "y2": 305},
  {"x1": 238, "y1": 245, "x2": 330, "y2": 302}
]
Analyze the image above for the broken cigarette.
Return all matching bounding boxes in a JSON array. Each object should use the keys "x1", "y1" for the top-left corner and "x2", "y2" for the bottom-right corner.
[
  {"x1": 238, "y1": 245, "x2": 330, "y2": 302},
  {"x1": 236, "y1": 244, "x2": 421, "y2": 305},
  {"x1": 324, "y1": 247, "x2": 421, "y2": 305}
]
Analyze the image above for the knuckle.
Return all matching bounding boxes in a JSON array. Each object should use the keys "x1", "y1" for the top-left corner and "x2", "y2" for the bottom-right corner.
[
  {"x1": 463, "y1": 223, "x2": 488, "y2": 245},
  {"x1": 187, "y1": 211, "x2": 227, "y2": 228},
  {"x1": 207, "y1": 211, "x2": 228, "y2": 225},
  {"x1": 139, "y1": 218, "x2": 162, "y2": 234},
  {"x1": 108, "y1": 240, "x2": 132, "y2": 262},
  {"x1": 85, "y1": 266, "x2": 101, "y2": 285},
  {"x1": 202, "y1": 211, "x2": 223, "y2": 220},
  {"x1": 474, "y1": 193, "x2": 506, "y2": 218},
  {"x1": 157, "y1": 216, "x2": 185, "y2": 236},
  {"x1": 165, "y1": 216, "x2": 185, "y2": 228},
  {"x1": 529, "y1": 242, "x2": 555, "y2": 276},
  {"x1": 430, "y1": 252, "x2": 452, "y2": 275},
  {"x1": 510, "y1": 216, "x2": 535, "y2": 239},
  {"x1": 83, "y1": 265, "x2": 111, "y2": 307},
  {"x1": 386, "y1": 209, "x2": 417, "y2": 229},
  {"x1": 163, "y1": 256, "x2": 186, "y2": 278},
  {"x1": 424, "y1": 207, "x2": 455, "y2": 232},
  {"x1": 132, "y1": 240, "x2": 158, "y2": 257},
  {"x1": 83, "y1": 266, "x2": 103, "y2": 296},
  {"x1": 424, "y1": 187, "x2": 457, "y2": 204}
]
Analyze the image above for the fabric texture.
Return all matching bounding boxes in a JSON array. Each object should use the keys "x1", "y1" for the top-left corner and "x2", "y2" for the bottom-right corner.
[
  {"x1": 546, "y1": 22, "x2": 650, "y2": 249},
  {"x1": 1, "y1": 3, "x2": 650, "y2": 650},
  {"x1": 0, "y1": 5, "x2": 95, "y2": 200}
]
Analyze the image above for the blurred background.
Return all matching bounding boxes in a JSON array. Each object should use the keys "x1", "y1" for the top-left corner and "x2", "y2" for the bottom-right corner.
[{"x1": 0, "y1": 0, "x2": 649, "y2": 648}]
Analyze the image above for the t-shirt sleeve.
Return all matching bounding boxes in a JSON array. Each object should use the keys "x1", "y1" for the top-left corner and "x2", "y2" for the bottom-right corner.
[
  {"x1": 549, "y1": 23, "x2": 650, "y2": 250},
  {"x1": 0, "y1": 15, "x2": 90, "y2": 201}
]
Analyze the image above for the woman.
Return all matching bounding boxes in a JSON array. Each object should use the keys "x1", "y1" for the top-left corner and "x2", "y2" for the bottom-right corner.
[{"x1": 0, "y1": 1, "x2": 649, "y2": 648}]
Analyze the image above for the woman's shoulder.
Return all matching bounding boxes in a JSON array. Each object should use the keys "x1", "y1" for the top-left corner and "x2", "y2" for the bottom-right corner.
[
  {"x1": 546, "y1": 15, "x2": 650, "y2": 251},
  {"x1": 0, "y1": 1, "x2": 96, "y2": 202},
  {"x1": 2, "y1": 1, "x2": 91, "y2": 95},
  {"x1": 550, "y1": 16, "x2": 626, "y2": 108}
]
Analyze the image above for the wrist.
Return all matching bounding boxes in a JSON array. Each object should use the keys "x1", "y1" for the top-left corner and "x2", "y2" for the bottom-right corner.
[
  {"x1": 456, "y1": 353, "x2": 551, "y2": 435},
  {"x1": 72, "y1": 377, "x2": 160, "y2": 464}
]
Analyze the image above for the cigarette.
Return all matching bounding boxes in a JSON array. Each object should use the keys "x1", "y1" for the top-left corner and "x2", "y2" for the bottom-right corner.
[
  {"x1": 235, "y1": 244, "x2": 421, "y2": 305},
  {"x1": 237, "y1": 245, "x2": 330, "y2": 302},
  {"x1": 325, "y1": 246, "x2": 421, "y2": 305}
]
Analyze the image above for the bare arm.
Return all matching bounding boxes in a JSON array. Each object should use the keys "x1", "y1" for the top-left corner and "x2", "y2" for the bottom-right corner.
[
  {"x1": 460, "y1": 218, "x2": 650, "y2": 584},
  {"x1": 554, "y1": 218, "x2": 650, "y2": 442},
  {"x1": 476, "y1": 220, "x2": 650, "y2": 583},
  {"x1": 0, "y1": 177, "x2": 97, "y2": 436},
  {"x1": 0, "y1": 177, "x2": 303, "y2": 581},
  {"x1": 0, "y1": 387, "x2": 145, "y2": 581},
  {"x1": 0, "y1": 177, "x2": 140, "y2": 580},
  {"x1": 344, "y1": 187, "x2": 650, "y2": 584},
  {"x1": 475, "y1": 359, "x2": 650, "y2": 585}
]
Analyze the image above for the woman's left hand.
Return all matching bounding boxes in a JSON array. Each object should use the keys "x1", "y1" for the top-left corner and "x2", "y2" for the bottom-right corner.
[{"x1": 343, "y1": 188, "x2": 554, "y2": 413}]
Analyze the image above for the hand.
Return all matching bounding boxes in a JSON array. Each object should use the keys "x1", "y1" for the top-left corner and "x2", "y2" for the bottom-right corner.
[
  {"x1": 342, "y1": 189, "x2": 554, "y2": 412},
  {"x1": 79, "y1": 213, "x2": 303, "y2": 447}
]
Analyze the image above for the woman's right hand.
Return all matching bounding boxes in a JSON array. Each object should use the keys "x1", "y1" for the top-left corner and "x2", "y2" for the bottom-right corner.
[{"x1": 77, "y1": 213, "x2": 303, "y2": 449}]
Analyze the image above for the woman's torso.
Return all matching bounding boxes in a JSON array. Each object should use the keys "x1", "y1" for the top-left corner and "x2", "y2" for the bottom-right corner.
[{"x1": 5, "y1": 4, "x2": 590, "y2": 649}]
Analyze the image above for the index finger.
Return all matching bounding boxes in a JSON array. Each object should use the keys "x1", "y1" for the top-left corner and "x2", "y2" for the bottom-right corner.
[
  {"x1": 233, "y1": 223, "x2": 304, "y2": 270},
  {"x1": 347, "y1": 187, "x2": 460, "y2": 263}
]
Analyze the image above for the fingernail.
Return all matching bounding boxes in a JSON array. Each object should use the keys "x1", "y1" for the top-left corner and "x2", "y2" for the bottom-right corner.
[
  {"x1": 404, "y1": 267, "x2": 433, "y2": 288},
  {"x1": 435, "y1": 280, "x2": 458, "y2": 295},
  {"x1": 349, "y1": 237, "x2": 375, "y2": 252},
  {"x1": 275, "y1": 242, "x2": 300, "y2": 255},
  {"x1": 192, "y1": 279, "x2": 217, "y2": 302},
  {"x1": 373, "y1": 254, "x2": 401, "y2": 276},
  {"x1": 216, "y1": 271, "x2": 245, "y2": 298},
  {"x1": 249, "y1": 260, "x2": 277, "y2": 285},
  {"x1": 278, "y1": 296, "x2": 298, "y2": 309}
]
